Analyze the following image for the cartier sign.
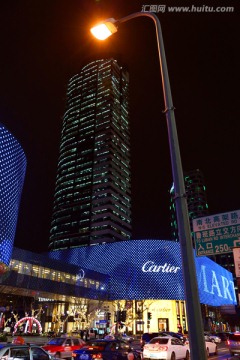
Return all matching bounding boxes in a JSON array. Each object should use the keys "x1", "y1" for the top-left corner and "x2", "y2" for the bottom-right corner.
[{"x1": 142, "y1": 261, "x2": 180, "y2": 274}]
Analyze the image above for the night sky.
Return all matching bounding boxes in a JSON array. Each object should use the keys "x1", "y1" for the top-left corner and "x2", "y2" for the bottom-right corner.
[{"x1": 0, "y1": 0, "x2": 239, "y2": 253}]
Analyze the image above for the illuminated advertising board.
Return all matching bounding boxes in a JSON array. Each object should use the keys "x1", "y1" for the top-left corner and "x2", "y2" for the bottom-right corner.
[
  {"x1": 194, "y1": 253, "x2": 236, "y2": 306},
  {"x1": 49, "y1": 239, "x2": 236, "y2": 306}
]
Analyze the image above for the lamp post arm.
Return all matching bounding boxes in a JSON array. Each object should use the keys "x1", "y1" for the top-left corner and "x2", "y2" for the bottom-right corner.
[
  {"x1": 116, "y1": 12, "x2": 207, "y2": 359},
  {"x1": 116, "y1": 12, "x2": 171, "y2": 108}
]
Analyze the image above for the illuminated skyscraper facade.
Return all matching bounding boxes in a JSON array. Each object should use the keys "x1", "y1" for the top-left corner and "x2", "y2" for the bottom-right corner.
[
  {"x1": 0, "y1": 123, "x2": 26, "y2": 268},
  {"x1": 49, "y1": 59, "x2": 131, "y2": 250},
  {"x1": 170, "y1": 169, "x2": 209, "y2": 242}
]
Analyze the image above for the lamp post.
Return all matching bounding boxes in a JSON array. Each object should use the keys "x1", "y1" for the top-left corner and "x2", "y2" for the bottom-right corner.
[{"x1": 91, "y1": 12, "x2": 207, "y2": 359}]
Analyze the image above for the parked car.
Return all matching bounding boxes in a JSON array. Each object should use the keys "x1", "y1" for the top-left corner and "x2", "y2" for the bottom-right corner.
[
  {"x1": 143, "y1": 335, "x2": 190, "y2": 360},
  {"x1": 72, "y1": 339, "x2": 141, "y2": 360},
  {"x1": 226, "y1": 332, "x2": 240, "y2": 356},
  {"x1": 43, "y1": 336, "x2": 85, "y2": 359},
  {"x1": 0, "y1": 344, "x2": 55, "y2": 360}
]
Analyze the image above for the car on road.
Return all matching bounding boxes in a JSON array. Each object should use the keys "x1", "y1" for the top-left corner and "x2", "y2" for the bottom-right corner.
[
  {"x1": 204, "y1": 333, "x2": 221, "y2": 344},
  {"x1": 0, "y1": 344, "x2": 55, "y2": 360},
  {"x1": 160, "y1": 331, "x2": 187, "y2": 343},
  {"x1": 43, "y1": 336, "x2": 85, "y2": 359},
  {"x1": 142, "y1": 335, "x2": 190, "y2": 360},
  {"x1": 204, "y1": 337, "x2": 218, "y2": 357},
  {"x1": 121, "y1": 333, "x2": 135, "y2": 342},
  {"x1": 185, "y1": 336, "x2": 218, "y2": 356},
  {"x1": 140, "y1": 331, "x2": 188, "y2": 350},
  {"x1": 140, "y1": 332, "x2": 160, "y2": 349},
  {"x1": 226, "y1": 332, "x2": 240, "y2": 356},
  {"x1": 214, "y1": 332, "x2": 230, "y2": 341},
  {"x1": 209, "y1": 334, "x2": 221, "y2": 343},
  {"x1": 204, "y1": 334, "x2": 215, "y2": 343},
  {"x1": 72, "y1": 339, "x2": 141, "y2": 359}
]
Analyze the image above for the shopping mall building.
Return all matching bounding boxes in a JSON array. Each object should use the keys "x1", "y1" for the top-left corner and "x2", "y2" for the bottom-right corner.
[
  {"x1": 0, "y1": 239, "x2": 237, "y2": 336},
  {"x1": 0, "y1": 123, "x2": 237, "y2": 336}
]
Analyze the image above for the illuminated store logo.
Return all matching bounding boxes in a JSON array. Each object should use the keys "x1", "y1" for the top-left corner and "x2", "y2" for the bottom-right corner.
[
  {"x1": 76, "y1": 269, "x2": 85, "y2": 280},
  {"x1": 142, "y1": 261, "x2": 180, "y2": 273},
  {"x1": 38, "y1": 297, "x2": 54, "y2": 302}
]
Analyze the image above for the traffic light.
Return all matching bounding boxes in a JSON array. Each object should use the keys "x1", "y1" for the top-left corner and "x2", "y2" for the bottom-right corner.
[
  {"x1": 115, "y1": 310, "x2": 127, "y2": 322},
  {"x1": 136, "y1": 310, "x2": 143, "y2": 319},
  {"x1": 121, "y1": 310, "x2": 127, "y2": 322},
  {"x1": 147, "y1": 312, "x2": 152, "y2": 320},
  {"x1": 115, "y1": 310, "x2": 121, "y2": 322},
  {"x1": 107, "y1": 312, "x2": 111, "y2": 321}
]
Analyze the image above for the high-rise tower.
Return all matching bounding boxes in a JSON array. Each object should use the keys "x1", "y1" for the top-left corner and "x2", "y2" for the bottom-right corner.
[
  {"x1": 170, "y1": 169, "x2": 209, "y2": 242},
  {"x1": 49, "y1": 59, "x2": 131, "y2": 250}
]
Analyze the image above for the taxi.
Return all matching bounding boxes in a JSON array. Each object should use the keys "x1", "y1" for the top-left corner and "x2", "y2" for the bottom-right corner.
[{"x1": 43, "y1": 336, "x2": 85, "y2": 359}]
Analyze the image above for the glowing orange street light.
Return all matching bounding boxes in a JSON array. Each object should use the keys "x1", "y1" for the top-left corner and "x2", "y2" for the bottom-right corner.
[{"x1": 90, "y1": 18, "x2": 117, "y2": 40}]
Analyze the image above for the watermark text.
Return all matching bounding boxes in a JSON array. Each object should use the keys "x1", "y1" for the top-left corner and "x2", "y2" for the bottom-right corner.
[{"x1": 141, "y1": 4, "x2": 234, "y2": 13}]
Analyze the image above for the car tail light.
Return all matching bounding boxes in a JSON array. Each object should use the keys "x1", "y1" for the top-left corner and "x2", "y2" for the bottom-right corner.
[
  {"x1": 72, "y1": 353, "x2": 77, "y2": 357},
  {"x1": 158, "y1": 346, "x2": 168, "y2": 351},
  {"x1": 92, "y1": 354, "x2": 102, "y2": 359},
  {"x1": 226, "y1": 340, "x2": 230, "y2": 345}
]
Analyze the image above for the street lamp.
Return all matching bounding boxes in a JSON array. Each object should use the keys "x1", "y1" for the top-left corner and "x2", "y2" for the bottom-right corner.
[
  {"x1": 91, "y1": 12, "x2": 207, "y2": 359},
  {"x1": 90, "y1": 18, "x2": 117, "y2": 40}
]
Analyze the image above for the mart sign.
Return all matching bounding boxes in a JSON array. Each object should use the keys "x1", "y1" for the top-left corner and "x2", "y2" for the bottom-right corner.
[{"x1": 193, "y1": 210, "x2": 240, "y2": 256}]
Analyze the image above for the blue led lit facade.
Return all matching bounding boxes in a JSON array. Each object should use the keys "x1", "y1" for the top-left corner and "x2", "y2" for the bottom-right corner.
[
  {"x1": 0, "y1": 124, "x2": 26, "y2": 267},
  {"x1": 1, "y1": 247, "x2": 110, "y2": 301},
  {"x1": 48, "y1": 239, "x2": 237, "y2": 307},
  {"x1": 0, "y1": 240, "x2": 236, "y2": 335}
]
